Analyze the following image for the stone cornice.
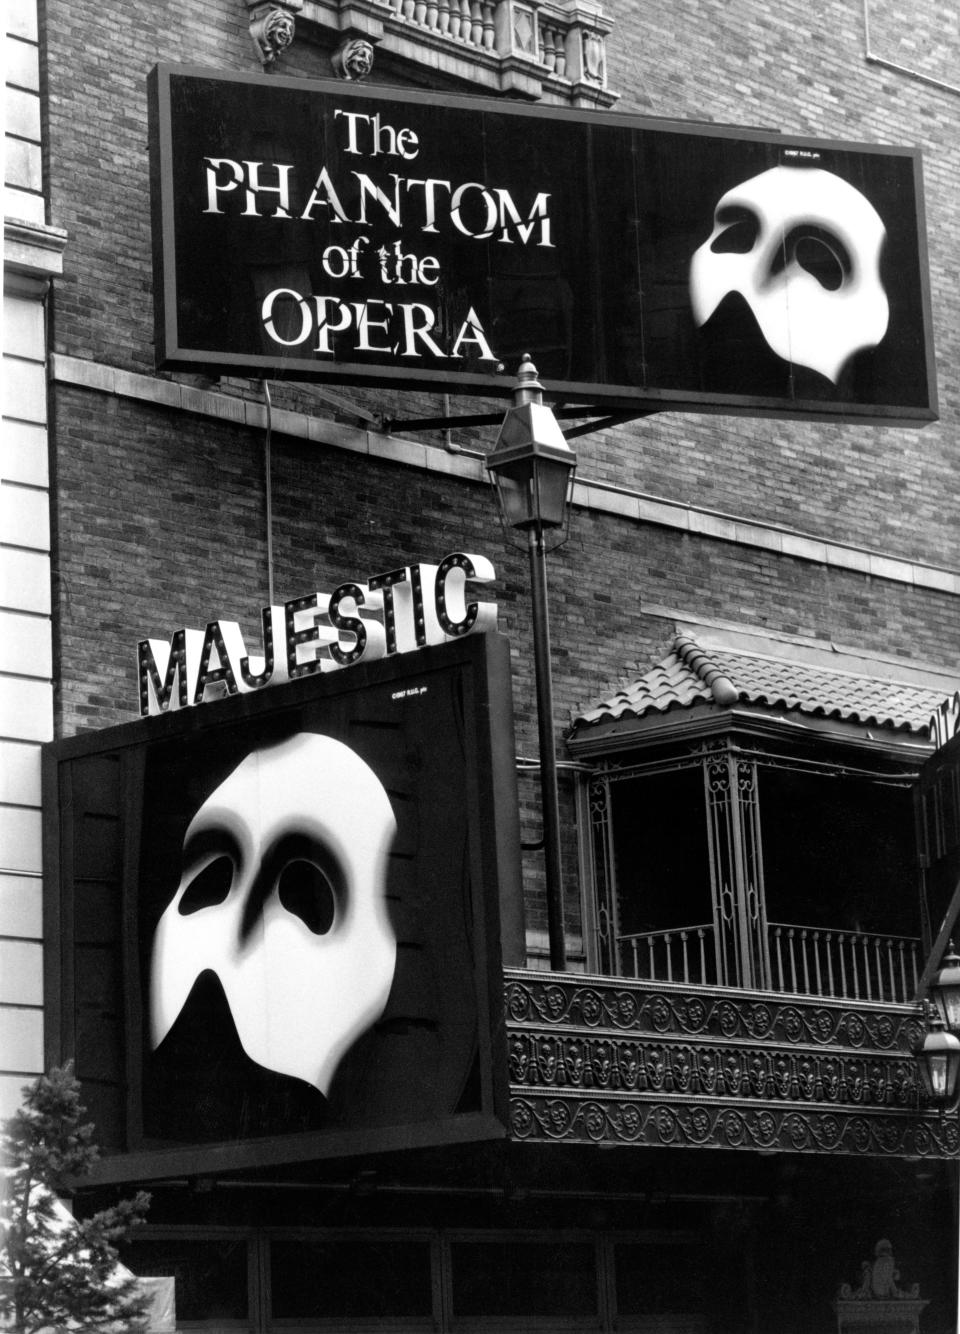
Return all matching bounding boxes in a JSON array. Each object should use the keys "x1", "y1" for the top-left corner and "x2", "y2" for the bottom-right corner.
[
  {"x1": 4, "y1": 218, "x2": 69, "y2": 298},
  {"x1": 294, "y1": 0, "x2": 618, "y2": 108}
]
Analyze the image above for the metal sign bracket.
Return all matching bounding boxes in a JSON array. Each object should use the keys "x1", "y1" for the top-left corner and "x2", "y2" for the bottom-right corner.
[{"x1": 381, "y1": 407, "x2": 657, "y2": 438}]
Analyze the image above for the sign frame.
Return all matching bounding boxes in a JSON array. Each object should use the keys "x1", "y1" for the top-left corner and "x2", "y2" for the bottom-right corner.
[
  {"x1": 148, "y1": 64, "x2": 938, "y2": 427},
  {"x1": 43, "y1": 633, "x2": 523, "y2": 1185}
]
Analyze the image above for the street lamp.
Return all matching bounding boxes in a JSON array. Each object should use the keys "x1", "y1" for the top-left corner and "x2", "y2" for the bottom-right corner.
[
  {"x1": 917, "y1": 1005, "x2": 960, "y2": 1107},
  {"x1": 487, "y1": 355, "x2": 577, "y2": 972},
  {"x1": 917, "y1": 942, "x2": 960, "y2": 1107},
  {"x1": 930, "y1": 942, "x2": 960, "y2": 1034}
]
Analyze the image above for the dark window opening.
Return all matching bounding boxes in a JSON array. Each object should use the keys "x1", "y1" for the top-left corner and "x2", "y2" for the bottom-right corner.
[
  {"x1": 450, "y1": 1240, "x2": 597, "y2": 1318},
  {"x1": 614, "y1": 1240, "x2": 708, "y2": 1315},
  {"x1": 123, "y1": 1238, "x2": 249, "y2": 1321},
  {"x1": 759, "y1": 769, "x2": 918, "y2": 938},
  {"x1": 611, "y1": 769, "x2": 712, "y2": 936},
  {"x1": 610, "y1": 768, "x2": 715, "y2": 984},
  {"x1": 270, "y1": 1238, "x2": 433, "y2": 1319},
  {"x1": 122, "y1": 1228, "x2": 725, "y2": 1331}
]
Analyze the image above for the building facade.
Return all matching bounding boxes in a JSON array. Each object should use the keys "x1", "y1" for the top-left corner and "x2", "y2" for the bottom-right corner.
[{"x1": 4, "y1": 0, "x2": 960, "y2": 1330}]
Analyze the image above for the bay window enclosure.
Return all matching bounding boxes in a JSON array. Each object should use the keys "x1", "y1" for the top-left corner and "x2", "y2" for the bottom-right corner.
[{"x1": 586, "y1": 729, "x2": 922, "y2": 1001}]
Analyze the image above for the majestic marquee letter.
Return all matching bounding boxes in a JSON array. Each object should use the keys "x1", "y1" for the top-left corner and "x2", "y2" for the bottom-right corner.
[
  {"x1": 138, "y1": 628, "x2": 205, "y2": 716},
  {"x1": 434, "y1": 552, "x2": 497, "y2": 636}
]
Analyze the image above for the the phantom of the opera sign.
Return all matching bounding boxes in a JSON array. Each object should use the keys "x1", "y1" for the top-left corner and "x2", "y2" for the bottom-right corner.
[
  {"x1": 43, "y1": 633, "x2": 520, "y2": 1183},
  {"x1": 148, "y1": 65, "x2": 937, "y2": 426}
]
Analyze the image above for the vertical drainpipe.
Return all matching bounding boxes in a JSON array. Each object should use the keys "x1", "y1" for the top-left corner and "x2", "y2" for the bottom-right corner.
[{"x1": 263, "y1": 380, "x2": 275, "y2": 606}]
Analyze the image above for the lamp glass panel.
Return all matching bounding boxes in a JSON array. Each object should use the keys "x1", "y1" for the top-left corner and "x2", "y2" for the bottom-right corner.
[
  {"x1": 944, "y1": 989, "x2": 960, "y2": 1032},
  {"x1": 532, "y1": 457, "x2": 574, "y2": 528},
  {"x1": 933, "y1": 967, "x2": 960, "y2": 1032},
  {"x1": 928, "y1": 1051, "x2": 952, "y2": 1101},
  {"x1": 493, "y1": 468, "x2": 536, "y2": 529},
  {"x1": 919, "y1": 1033, "x2": 960, "y2": 1102}
]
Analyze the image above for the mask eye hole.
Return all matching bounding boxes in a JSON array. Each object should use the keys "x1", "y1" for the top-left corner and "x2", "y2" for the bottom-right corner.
[
  {"x1": 710, "y1": 205, "x2": 759, "y2": 254},
  {"x1": 278, "y1": 860, "x2": 337, "y2": 935},
  {"x1": 776, "y1": 225, "x2": 850, "y2": 291},
  {"x1": 179, "y1": 855, "x2": 233, "y2": 916}
]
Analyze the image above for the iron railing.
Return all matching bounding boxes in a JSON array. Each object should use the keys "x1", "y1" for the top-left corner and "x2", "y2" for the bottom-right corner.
[
  {"x1": 767, "y1": 923, "x2": 921, "y2": 1004},
  {"x1": 618, "y1": 924, "x2": 717, "y2": 987},
  {"x1": 617, "y1": 922, "x2": 921, "y2": 1004}
]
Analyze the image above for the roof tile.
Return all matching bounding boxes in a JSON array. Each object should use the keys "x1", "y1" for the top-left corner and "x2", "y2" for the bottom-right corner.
[{"x1": 574, "y1": 633, "x2": 948, "y2": 737}]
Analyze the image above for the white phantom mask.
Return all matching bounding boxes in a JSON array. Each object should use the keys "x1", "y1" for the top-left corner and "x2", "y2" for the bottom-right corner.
[
  {"x1": 150, "y1": 733, "x2": 397, "y2": 1095},
  {"x1": 690, "y1": 166, "x2": 889, "y2": 383}
]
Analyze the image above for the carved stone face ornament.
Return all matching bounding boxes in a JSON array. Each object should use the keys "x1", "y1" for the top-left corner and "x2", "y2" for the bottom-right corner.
[
  {"x1": 690, "y1": 165, "x2": 889, "y2": 384},
  {"x1": 150, "y1": 733, "x2": 397, "y2": 1095},
  {"x1": 331, "y1": 37, "x2": 375, "y2": 81},
  {"x1": 247, "y1": 0, "x2": 303, "y2": 65}
]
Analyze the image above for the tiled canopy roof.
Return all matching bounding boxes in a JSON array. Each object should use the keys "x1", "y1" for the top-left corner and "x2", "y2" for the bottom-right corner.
[{"x1": 572, "y1": 632, "x2": 951, "y2": 738}]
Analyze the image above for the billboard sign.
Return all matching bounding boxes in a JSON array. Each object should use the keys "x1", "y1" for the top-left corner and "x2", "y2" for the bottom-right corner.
[
  {"x1": 44, "y1": 633, "x2": 521, "y2": 1183},
  {"x1": 149, "y1": 64, "x2": 937, "y2": 425}
]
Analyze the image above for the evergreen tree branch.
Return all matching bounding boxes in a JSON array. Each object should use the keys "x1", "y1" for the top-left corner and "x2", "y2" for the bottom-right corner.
[{"x1": 0, "y1": 1065, "x2": 152, "y2": 1334}]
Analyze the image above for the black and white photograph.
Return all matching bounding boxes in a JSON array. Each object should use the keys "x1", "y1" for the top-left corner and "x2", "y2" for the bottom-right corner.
[{"x1": 3, "y1": 2, "x2": 960, "y2": 1332}]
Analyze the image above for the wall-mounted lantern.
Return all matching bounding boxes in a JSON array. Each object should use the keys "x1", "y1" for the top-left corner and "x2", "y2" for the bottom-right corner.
[
  {"x1": 916, "y1": 1007, "x2": 960, "y2": 1106},
  {"x1": 917, "y1": 943, "x2": 960, "y2": 1107}
]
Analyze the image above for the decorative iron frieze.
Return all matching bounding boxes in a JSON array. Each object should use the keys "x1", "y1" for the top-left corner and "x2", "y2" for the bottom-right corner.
[
  {"x1": 505, "y1": 976, "x2": 925, "y2": 1049},
  {"x1": 504, "y1": 972, "x2": 948, "y2": 1157},
  {"x1": 509, "y1": 1094, "x2": 960, "y2": 1157},
  {"x1": 509, "y1": 1031, "x2": 918, "y2": 1108}
]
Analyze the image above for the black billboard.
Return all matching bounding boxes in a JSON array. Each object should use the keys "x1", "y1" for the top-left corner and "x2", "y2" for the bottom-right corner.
[
  {"x1": 43, "y1": 634, "x2": 522, "y2": 1183},
  {"x1": 149, "y1": 65, "x2": 937, "y2": 425}
]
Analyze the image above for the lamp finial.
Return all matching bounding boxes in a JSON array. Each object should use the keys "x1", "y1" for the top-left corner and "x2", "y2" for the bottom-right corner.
[{"x1": 514, "y1": 354, "x2": 544, "y2": 407}]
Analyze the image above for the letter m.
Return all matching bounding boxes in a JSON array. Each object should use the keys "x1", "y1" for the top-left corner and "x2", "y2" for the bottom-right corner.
[
  {"x1": 137, "y1": 628, "x2": 203, "y2": 716},
  {"x1": 494, "y1": 189, "x2": 553, "y2": 246}
]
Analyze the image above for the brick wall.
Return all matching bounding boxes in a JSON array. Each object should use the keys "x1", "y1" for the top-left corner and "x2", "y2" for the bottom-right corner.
[
  {"x1": 50, "y1": 372, "x2": 960, "y2": 964},
  {"x1": 41, "y1": 0, "x2": 960, "y2": 645},
  {"x1": 40, "y1": 0, "x2": 960, "y2": 574},
  {"x1": 588, "y1": 0, "x2": 960, "y2": 569},
  {"x1": 36, "y1": 0, "x2": 960, "y2": 977},
  {"x1": 49, "y1": 381, "x2": 960, "y2": 737}
]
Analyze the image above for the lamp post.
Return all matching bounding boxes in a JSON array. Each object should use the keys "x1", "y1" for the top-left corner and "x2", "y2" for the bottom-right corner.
[{"x1": 486, "y1": 355, "x2": 577, "y2": 972}]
